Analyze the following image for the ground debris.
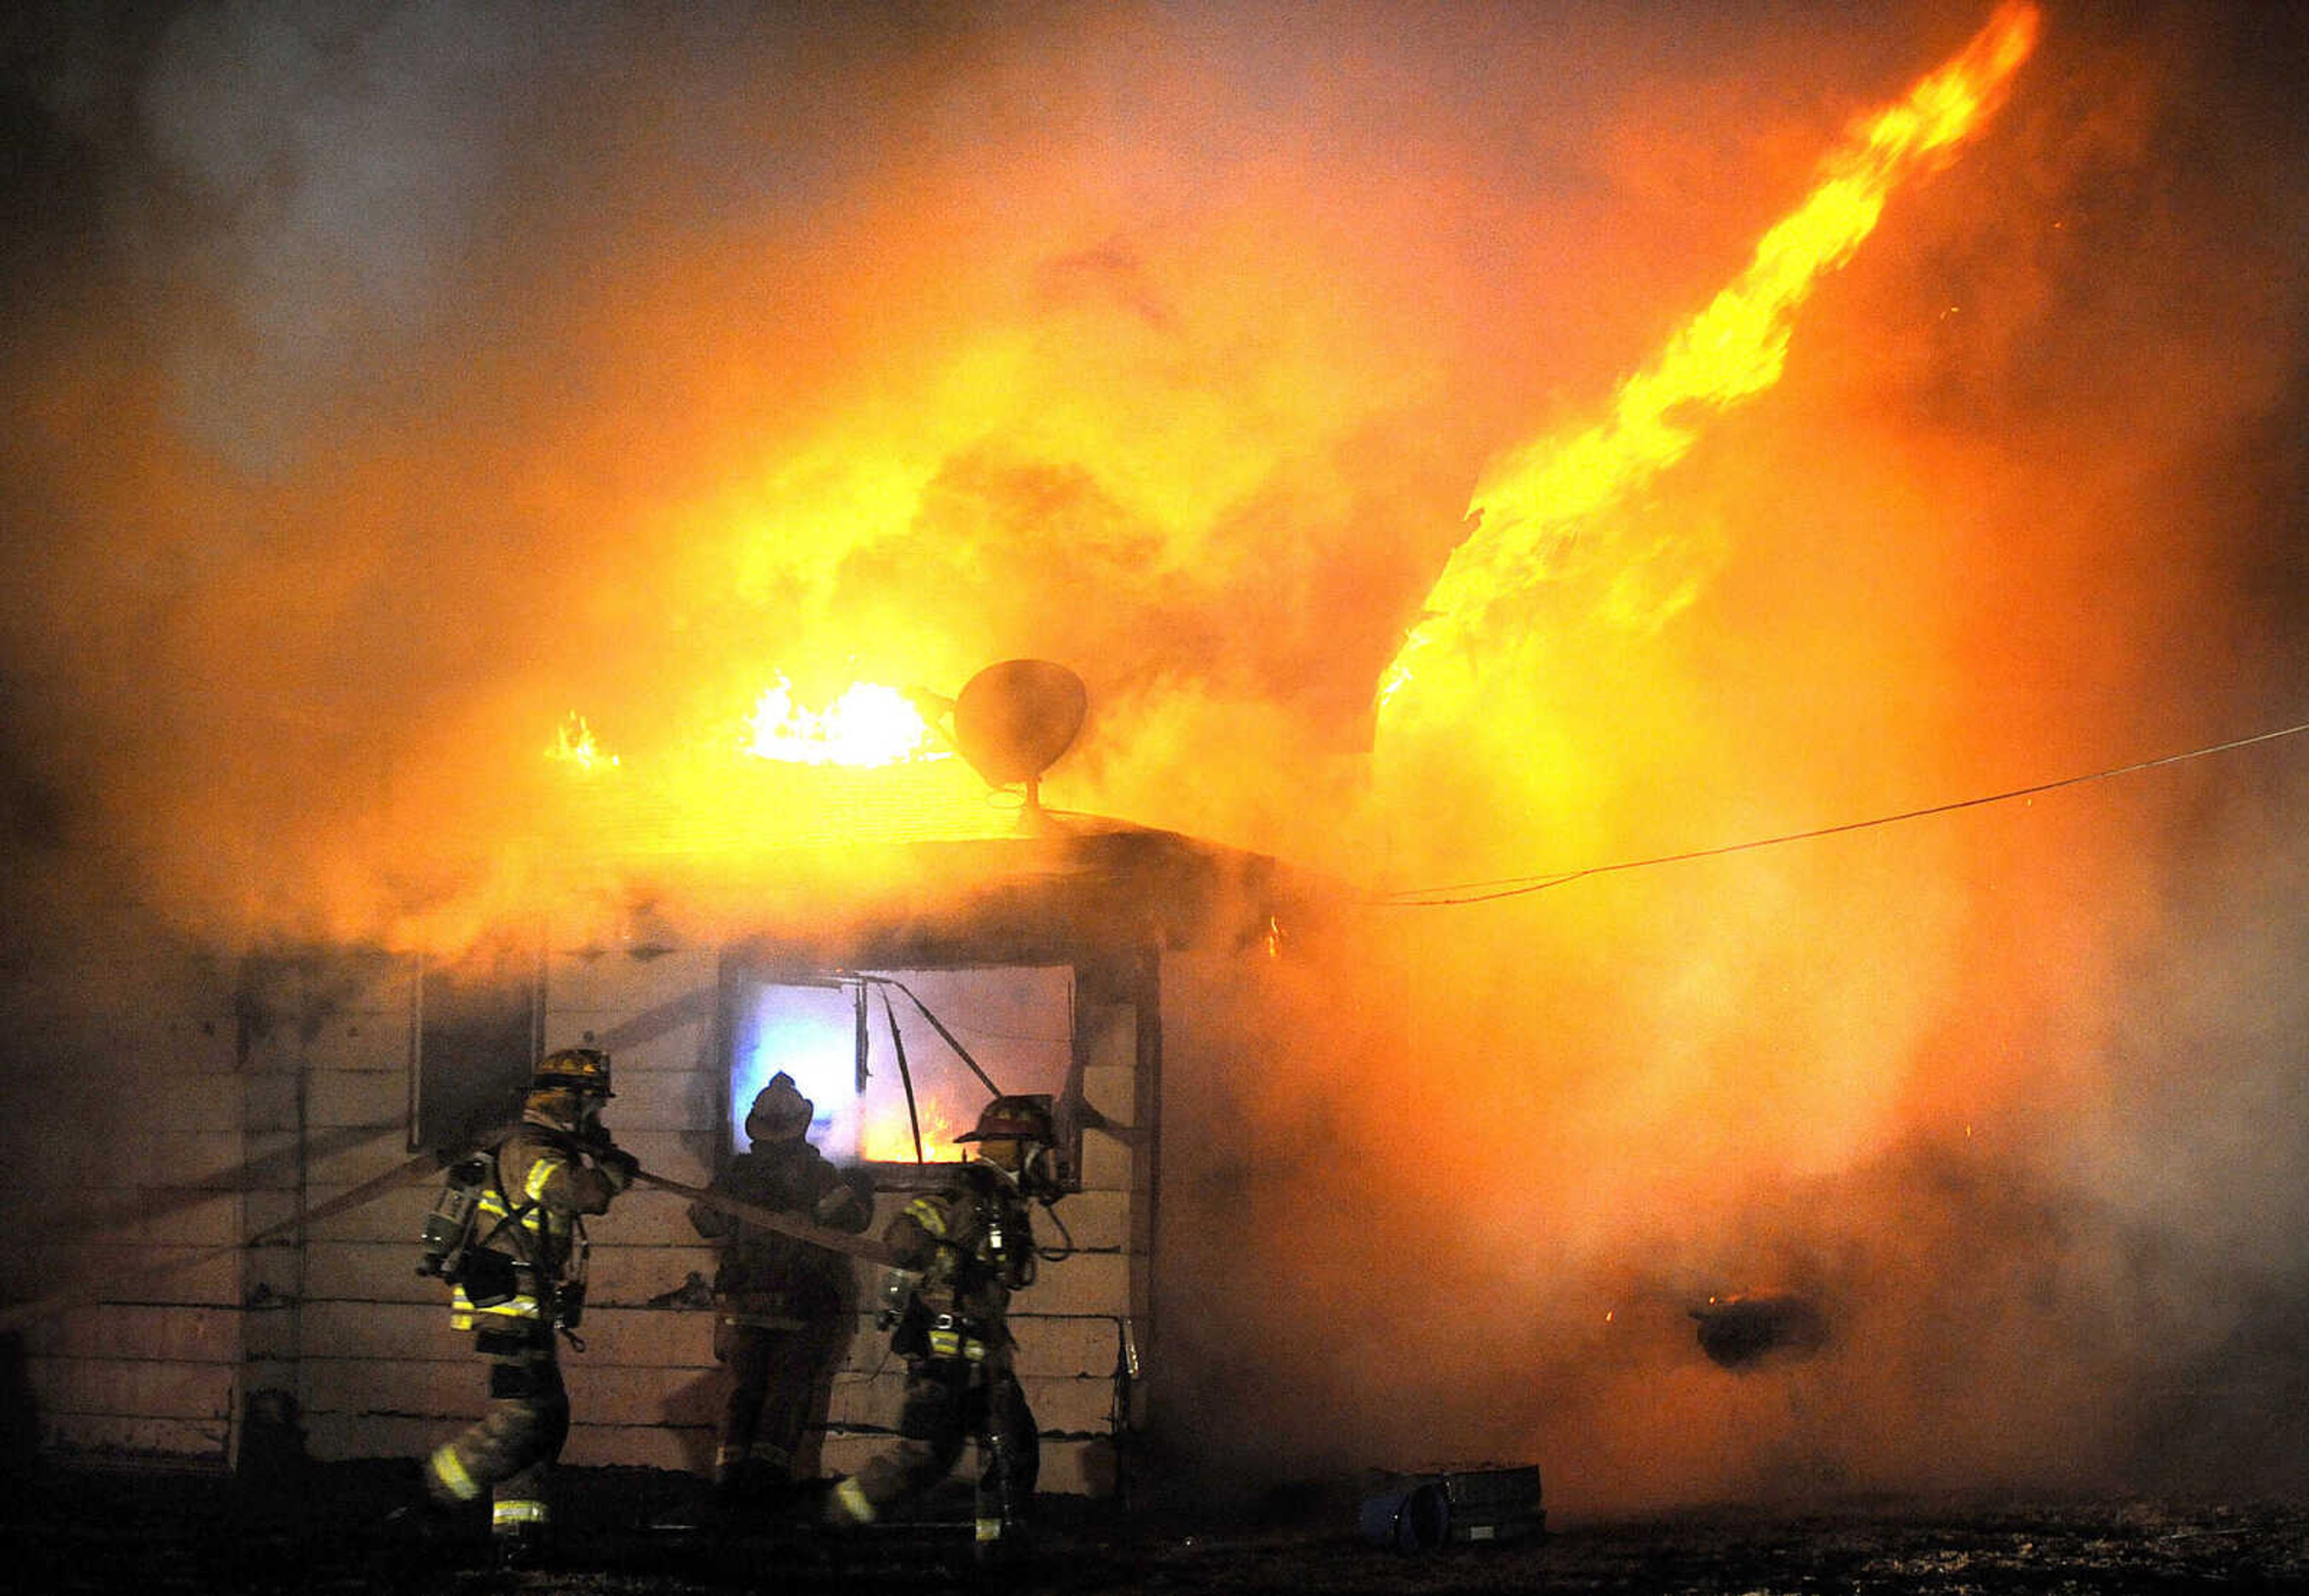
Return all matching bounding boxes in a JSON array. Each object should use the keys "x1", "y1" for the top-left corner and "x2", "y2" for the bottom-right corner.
[{"x1": 1, "y1": 1463, "x2": 2302, "y2": 1594}]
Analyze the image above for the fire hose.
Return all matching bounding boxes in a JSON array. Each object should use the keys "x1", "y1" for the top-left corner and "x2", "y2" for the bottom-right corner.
[
  {"x1": 0, "y1": 1147, "x2": 899, "y2": 1334},
  {"x1": 627, "y1": 1168, "x2": 904, "y2": 1268}
]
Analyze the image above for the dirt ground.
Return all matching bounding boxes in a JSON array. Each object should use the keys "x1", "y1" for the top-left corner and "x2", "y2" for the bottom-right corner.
[{"x1": 3, "y1": 1458, "x2": 2306, "y2": 1595}]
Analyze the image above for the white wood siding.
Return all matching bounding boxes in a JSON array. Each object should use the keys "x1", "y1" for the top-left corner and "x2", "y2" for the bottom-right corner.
[
  {"x1": 10, "y1": 952, "x2": 243, "y2": 1467},
  {"x1": 14, "y1": 932, "x2": 1150, "y2": 1504}
]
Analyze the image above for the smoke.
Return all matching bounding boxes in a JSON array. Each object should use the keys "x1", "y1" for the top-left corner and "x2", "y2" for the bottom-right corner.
[
  {"x1": 1141, "y1": 0, "x2": 2309, "y2": 1515},
  {"x1": 4, "y1": 0, "x2": 2308, "y2": 1514}
]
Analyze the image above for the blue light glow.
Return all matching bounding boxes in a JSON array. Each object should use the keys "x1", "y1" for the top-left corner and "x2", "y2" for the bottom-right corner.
[
  {"x1": 729, "y1": 983, "x2": 859, "y2": 1158},
  {"x1": 727, "y1": 968, "x2": 1074, "y2": 1164}
]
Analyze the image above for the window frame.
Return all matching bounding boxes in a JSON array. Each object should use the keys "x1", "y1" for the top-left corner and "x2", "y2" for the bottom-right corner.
[
  {"x1": 716, "y1": 959, "x2": 1084, "y2": 1194},
  {"x1": 406, "y1": 944, "x2": 544, "y2": 1156}
]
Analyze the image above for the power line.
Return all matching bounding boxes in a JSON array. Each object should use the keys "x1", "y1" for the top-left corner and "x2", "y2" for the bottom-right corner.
[{"x1": 1375, "y1": 716, "x2": 2309, "y2": 908}]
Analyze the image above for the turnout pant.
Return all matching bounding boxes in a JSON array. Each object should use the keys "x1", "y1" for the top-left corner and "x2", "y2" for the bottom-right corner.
[
  {"x1": 715, "y1": 1314, "x2": 844, "y2": 1485},
  {"x1": 423, "y1": 1324, "x2": 570, "y2": 1541},
  {"x1": 835, "y1": 1355, "x2": 1038, "y2": 1545}
]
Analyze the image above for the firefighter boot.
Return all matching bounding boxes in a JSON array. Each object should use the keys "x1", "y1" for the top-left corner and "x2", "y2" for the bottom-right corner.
[
  {"x1": 374, "y1": 1497, "x2": 474, "y2": 1590},
  {"x1": 823, "y1": 1474, "x2": 876, "y2": 1534},
  {"x1": 382, "y1": 1499, "x2": 465, "y2": 1551},
  {"x1": 974, "y1": 1517, "x2": 1034, "y2": 1570},
  {"x1": 492, "y1": 1494, "x2": 552, "y2": 1570},
  {"x1": 494, "y1": 1520, "x2": 548, "y2": 1571},
  {"x1": 385, "y1": 1455, "x2": 474, "y2": 1556}
]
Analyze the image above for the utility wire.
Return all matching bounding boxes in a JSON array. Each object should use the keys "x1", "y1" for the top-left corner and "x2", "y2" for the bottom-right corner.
[{"x1": 1376, "y1": 716, "x2": 2309, "y2": 908}]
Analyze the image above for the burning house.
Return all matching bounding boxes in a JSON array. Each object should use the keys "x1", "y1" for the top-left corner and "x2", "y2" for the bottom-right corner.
[
  {"x1": 5, "y1": 0, "x2": 2309, "y2": 1541},
  {"x1": 2, "y1": 661, "x2": 1347, "y2": 1503}
]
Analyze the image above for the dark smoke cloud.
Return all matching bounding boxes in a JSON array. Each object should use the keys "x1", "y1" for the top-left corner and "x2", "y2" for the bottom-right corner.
[{"x1": 3, "y1": 0, "x2": 2307, "y2": 1514}]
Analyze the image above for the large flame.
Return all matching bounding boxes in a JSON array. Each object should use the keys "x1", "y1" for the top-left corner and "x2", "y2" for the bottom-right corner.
[
  {"x1": 1377, "y1": 1, "x2": 2040, "y2": 721},
  {"x1": 859, "y1": 1101, "x2": 968, "y2": 1165},
  {"x1": 13, "y1": 0, "x2": 2307, "y2": 1521},
  {"x1": 741, "y1": 676, "x2": 947, "y2": 768}
]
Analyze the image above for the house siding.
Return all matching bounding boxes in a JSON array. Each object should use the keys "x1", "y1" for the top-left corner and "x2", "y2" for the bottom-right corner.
[
  {"x1": 5, "y1": 832, "x2": 1291, "y2": 1500},
  {"x1": 248, "y1": 935, "x2": 1142, "y2": 1500},
  {"x1": 8, "y1": 950, "x2": 245, "y2": 1468}
]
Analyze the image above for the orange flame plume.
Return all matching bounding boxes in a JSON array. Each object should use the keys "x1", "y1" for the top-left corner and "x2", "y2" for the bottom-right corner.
[
  {"x1": 860, "y1": 1100, "x2": 967, "y2": 1165},
  {"x1": 1376, "y1": 2, "x2": 2040, "y2": 722}
]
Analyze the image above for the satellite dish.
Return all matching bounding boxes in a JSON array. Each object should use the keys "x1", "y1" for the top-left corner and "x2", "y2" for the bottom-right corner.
[{"x1": 952, "y1": 660, "x2": 1088, "y2": 797}]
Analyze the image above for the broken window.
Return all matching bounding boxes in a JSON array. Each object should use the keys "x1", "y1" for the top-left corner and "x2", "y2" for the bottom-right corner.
[
  {"x1": 409, "y1": 942, "x2": 542, "y2": 1154},
  {"x1": 725, "y1": 965, "x2": 1076, "y2": 1183}
]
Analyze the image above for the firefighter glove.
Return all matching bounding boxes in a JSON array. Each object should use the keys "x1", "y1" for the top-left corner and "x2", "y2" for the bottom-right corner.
[
  {"x1": 593, "y1": 1146, "x2": 641, "y2": 1192},
  {"x1": 875, "y1": 1265, "x2": 924, "y2": 1331}
]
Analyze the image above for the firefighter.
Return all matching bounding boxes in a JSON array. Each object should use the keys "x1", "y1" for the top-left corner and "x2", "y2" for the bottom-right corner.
[
  {"x1": 687, "y1": 1070, "x2": 873, "y2": 1510},
  {"x1": 824, "y1": 1094, "x2": 1058, "y2": 1563},
  {"x1": 417, "y1": 1046, "x2": 637, "y2": 1568}
]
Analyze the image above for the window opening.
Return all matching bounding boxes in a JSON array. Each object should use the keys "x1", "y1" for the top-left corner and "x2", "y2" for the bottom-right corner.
[
  {"x1": 727, "y1": 966, "x2": 1073, "y2": 1176},
  {"x1": 410, "y1": 939, "x2": 542, "y2": 1153}
]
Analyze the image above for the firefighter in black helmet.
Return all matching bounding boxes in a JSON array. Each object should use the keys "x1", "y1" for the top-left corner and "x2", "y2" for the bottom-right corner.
[
  {"x1": 824, "y1": 1094, "x2": 1059, "y2": 1562},
  {"x1": 687, "y1": 1070, "x2": 873, "y2": 1509},
  {"x1": 415, "y1": 1046, "x2": 638, "y2": 1568}
]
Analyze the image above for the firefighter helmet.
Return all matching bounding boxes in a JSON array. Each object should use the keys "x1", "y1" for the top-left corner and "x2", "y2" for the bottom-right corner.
[
  {"x1": 745, "y1": 1071, "x2": 813, "y2": 1142},
  {"x1": 533, "y1": 1046, "x2": 615, "y2": 1097},
  {"x1": 958, "y1": 1093, "x2": 1061, "y2": 1192},
  {"x1": 957, "y1": 1094, "x2": 1055, "y2": 1148}
]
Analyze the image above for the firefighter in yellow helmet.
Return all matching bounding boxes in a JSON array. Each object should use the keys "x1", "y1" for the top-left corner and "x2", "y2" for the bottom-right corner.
[
  {"x1": 687, "y1": 1070, "x2": 873, "y2": 1509},
  {"x1": 824, "y1": 1094, "x2": 1059, "y2": 1563},
  {"x1": 417, "y1": 1047, "x2": 638, "y2": 1569}
]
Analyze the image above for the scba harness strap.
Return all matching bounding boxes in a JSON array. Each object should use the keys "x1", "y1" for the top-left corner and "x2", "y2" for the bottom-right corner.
[
  {"x1": 438, "y1": 1132, "x2": 592, "y2": 1348},
  {"x1": 923, "y1": 1313, "x2": 990, "y2": 1363}
]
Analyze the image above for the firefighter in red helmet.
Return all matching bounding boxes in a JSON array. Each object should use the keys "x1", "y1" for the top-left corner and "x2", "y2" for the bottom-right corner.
[
  {"x1": 414, "y1": 1046, "x2": 638, "y2": 1568},
  {"x1": 687, "y1": 1071, "x2": 874, "y2": 1511},
  {"x1": 824, "y1": 1094, "x2": 1060, "y2": 1563}
]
